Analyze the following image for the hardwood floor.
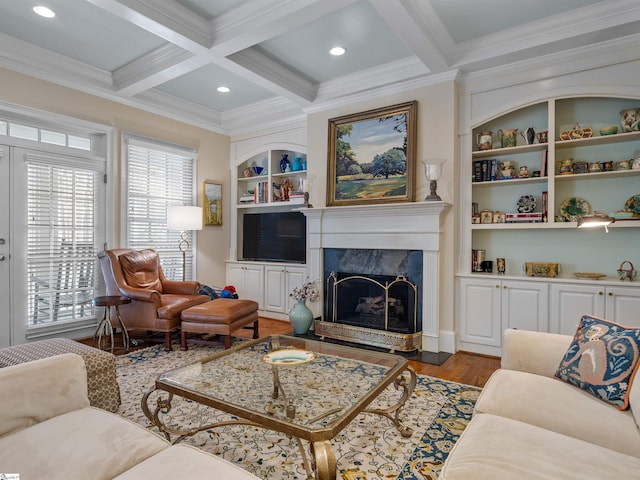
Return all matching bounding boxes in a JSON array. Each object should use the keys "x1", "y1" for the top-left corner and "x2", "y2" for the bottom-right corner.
[{"x1": 82, "y1": 317, "x2": 500, "y2": 389}]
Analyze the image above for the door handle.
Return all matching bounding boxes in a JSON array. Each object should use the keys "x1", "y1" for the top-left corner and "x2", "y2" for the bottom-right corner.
[{"x1": 0, "y1": 254, "x2": 6, "y2": 261}]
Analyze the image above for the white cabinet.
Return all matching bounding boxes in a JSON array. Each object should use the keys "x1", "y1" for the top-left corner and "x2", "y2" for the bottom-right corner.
[
  {"x1": 264, "y1": 265, "x2": 306, "y2": 315},
  {"x1": 226, "y1": 261, "x2": 309, "y2": 319},
  {"x1": 225, "y1": 262, "x2": 264, "y2": 309},
  {"x1": 550, "y1": 283, "x2": 640, "y2": 334},
  {"x1": 458, "y1": 277, "x2": 548, "y2": 355}
]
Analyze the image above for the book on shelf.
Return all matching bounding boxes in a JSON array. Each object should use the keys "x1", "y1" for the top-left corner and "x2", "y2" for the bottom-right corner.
[
  {"x1": 541, "y1": 149, "x2": 548, "y2": 177},
  {"x1": 505, "y1": 212, "x2": 544, "y2": 223},
  {"x1": 253, "y1": 181, "x2": 269, "y2": 204}
]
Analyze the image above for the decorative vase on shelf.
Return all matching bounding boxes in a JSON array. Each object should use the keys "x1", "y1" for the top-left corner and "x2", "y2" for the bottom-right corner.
[
  {"x1": 289, "y1": 300, "x2": 313, "y2": 334},
  {"x1": 292, "y1": 156, "x2": 303, "y2": 171},
  {"x1": 280, "y1": 154, "x2": 290, "y2": 173}
]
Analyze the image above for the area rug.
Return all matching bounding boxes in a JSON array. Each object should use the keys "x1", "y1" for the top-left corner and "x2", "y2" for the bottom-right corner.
[{"x1": 116, "y1": 344, "x2": 479, "y2": 480}]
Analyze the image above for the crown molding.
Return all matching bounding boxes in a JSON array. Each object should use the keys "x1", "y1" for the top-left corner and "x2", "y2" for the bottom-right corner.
[
  {"x1": 0, "y1": 33, "x2": 113, "y2": 90},
  {"x1": 305, "y1": 61, "x2": 458, "y2": 114},
  {"x1": 453, "y1": 0, "x2": 640, "y2": 66},
  {"x1": 459, "y1": 33, "x2": 640, "y2": 95},
  {"x1": 223, "y1": 96, "x2": 306, "y2": 137}
]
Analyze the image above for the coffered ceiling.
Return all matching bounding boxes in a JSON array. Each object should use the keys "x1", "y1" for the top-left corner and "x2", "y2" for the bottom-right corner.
[{"x1": 0, "y1": 0, "x2": 638, "y2": 135}]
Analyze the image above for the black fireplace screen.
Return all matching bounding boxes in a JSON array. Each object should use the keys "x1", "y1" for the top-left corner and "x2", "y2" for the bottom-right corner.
[{"x1": 325, "y1": 271, "x2": 418, "y2": 334}]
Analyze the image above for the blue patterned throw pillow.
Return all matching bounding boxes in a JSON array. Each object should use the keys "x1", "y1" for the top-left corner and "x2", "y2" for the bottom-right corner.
[{"x1": 556, "y1": 315, "x2": 640, "y2": 410}]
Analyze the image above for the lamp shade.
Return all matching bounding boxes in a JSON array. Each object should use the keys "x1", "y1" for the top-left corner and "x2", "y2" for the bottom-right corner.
[{"x1": 167, "y1": 206, "x2": 203, "y2": 231}]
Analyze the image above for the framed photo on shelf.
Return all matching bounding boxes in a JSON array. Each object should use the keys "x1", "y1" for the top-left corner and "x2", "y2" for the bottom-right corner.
[
  {"x1": 203, "y1": 181, "x2": 222, "y2": 226},
  {"x1": 326, "y1": 101, "x2": 417, "y2": 207}
]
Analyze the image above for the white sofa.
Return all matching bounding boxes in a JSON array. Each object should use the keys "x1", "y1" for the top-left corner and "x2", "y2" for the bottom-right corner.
[
  {"x1": 440, "y1": 329, "x2": 640, "y2": 479},
  {"x1": 0, "y1": 353, "x2": 260, "y2": 480}
]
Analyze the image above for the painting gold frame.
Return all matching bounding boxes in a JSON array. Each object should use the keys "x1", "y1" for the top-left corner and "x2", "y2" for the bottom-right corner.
[
  {"x1": 327, "y1": 101, "x2": 417, "y2": 207},
  {"x1": 203, "y1": 181, "x2": 222, "y2": 226}
]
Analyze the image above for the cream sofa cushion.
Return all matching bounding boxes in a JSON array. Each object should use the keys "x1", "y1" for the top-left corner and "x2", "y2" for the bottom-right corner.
[
  {"x1": 501, "y1": 328, "x2": 572, "y2": 377},
  {"x1": 0, "y1": 353, "x2": 89, "y2": 437},
  {"x1": 440, "y1": 413, "x2": 640, "y2": 480},
  {"x1": 0, "y1": 407, "x2": 169, "y2": 480},
  {"x1": 475, "y1": 368, "x2": 640, "y2": 458},
  {"x1": 115, "y1": 444, "x2": 261, "y2": 479}
]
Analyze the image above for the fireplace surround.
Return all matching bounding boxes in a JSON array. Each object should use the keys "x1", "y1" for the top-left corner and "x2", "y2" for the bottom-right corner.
[{"x1": 301, "y1": 202, "x2": 449, "y2": 353}]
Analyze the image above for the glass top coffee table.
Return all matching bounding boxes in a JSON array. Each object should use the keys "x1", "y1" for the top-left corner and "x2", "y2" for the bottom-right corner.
[{"x1": 142, "y1": 335, "x2": 416, "y2": 480}]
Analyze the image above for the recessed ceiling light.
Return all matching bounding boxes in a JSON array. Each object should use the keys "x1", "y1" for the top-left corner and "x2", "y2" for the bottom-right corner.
[
  {"x1": 329, "y1": 46, "x2": 346, "y2": 56},
  {"x1": 217, "y1": 86, "x2": 230, "y2": 93},
  {"x1": 33, "y1": 5, "x2": 56, "y2": 18}
]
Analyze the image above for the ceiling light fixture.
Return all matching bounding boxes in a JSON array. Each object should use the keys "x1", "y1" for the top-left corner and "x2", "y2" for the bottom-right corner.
[
  {"x1": 217, "y1": 86, "x2": 230, "y2": 93},
  {"x1": 577, "y1": 212, "x2": 615, "y2": 233},
  {"x1": 33, "y1": 6, "x2": 56, "y2": 18},
  {"x1": 329, "y1": 46, "x2": 346, "y2": 56}
]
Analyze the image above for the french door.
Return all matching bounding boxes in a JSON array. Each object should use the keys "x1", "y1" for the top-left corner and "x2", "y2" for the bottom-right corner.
[
  {"x1": 0, "y1": 145, "x2": 9, "y2": 347},
  {"x1": 6, "y1": 146, "x2": 106, "y2": 345}
]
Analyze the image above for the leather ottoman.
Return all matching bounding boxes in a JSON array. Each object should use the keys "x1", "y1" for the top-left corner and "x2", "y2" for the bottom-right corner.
[
  {"x1": 180, "y1": 299, "x2": 259, "y2": 350},
  {"x1": 0, "y1": 337, "x2": 121, "y2": 412}
]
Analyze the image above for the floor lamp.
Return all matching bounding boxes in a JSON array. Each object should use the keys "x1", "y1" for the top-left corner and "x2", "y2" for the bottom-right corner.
[{"x1": 167, "y1": 206, "x2": 203, "y2": 281}]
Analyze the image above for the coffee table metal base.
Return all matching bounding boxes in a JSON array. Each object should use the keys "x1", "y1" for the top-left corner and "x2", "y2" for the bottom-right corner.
[{"x1": 141, "y1": 366, "x2": 416, "y2": 480}]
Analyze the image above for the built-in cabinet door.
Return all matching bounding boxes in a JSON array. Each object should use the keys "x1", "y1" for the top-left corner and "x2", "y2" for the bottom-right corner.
[
  {"x1": 458, "y1": 278, "x2": 502, "y2": 349},
  {"x1": 264, "y1": 267, "x2": 286, "y2": 312},
  {"x1": 226, "y1": 263, "x2": 264, "y2": 309},
  {"x1": 549, "y1": 283, "x2": 605, "y2": 334},
  {"x1": 605, "y1": 286, "x2": 640, "y2": 327},
  {"x1": 502, "y1": 281, "x2": 549, "y2": 332},
  {"x1": 264, "y1": 265, "x2": 306, "y2": 314}
]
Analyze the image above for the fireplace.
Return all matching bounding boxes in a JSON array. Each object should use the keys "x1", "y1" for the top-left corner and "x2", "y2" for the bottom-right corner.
[
  {"x1": 301, "y1": 202, "x2": 449, "y2": 353},
  {"x1": 327, "y1": 272, "x2": 417, "y2": 333},
  {"x1": 322, "y1": 271, "x2": 419, "y2": 351}
]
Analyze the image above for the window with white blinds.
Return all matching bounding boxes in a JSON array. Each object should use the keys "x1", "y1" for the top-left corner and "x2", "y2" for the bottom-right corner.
[
  {"x1": 27, "y1": 160, "x2": 101, "y2": 326},
  {"x1": 123, "y1": 134, "x2": 197, "y2": 281}
]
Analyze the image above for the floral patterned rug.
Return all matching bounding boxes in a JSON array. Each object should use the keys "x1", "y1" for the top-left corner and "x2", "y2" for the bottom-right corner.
[{"x1": 116, "y1": 343, "x2": 479, "y2": 480}]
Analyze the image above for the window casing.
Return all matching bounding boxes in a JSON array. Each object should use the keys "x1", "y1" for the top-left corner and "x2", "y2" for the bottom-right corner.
[{"x1": 122, "y1": 134, "x2": 197, "y2": 280}]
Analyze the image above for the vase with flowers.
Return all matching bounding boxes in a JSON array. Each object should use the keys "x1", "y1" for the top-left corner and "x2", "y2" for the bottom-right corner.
[{"x1": 288, "y1": 280, "x2": 319, "y2": 334}]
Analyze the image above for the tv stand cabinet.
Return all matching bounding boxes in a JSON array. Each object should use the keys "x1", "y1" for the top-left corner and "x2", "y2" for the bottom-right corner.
[{"x1": 225, "y1": 261, "x2": 305, "y2": 321}]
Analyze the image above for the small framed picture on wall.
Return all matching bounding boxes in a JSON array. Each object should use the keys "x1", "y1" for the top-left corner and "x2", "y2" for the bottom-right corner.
[{"x1": 203, "y1": 181, "x2": 222, "y2": 226}]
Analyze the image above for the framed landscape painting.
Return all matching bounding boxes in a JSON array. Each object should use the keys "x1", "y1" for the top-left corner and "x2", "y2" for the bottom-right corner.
[
  {"x1": 327, "y1": 101, "x2": 417, "y2": 206},
  {"x1": 203, "y1": 181, "x2": 222, "y2": 226}
]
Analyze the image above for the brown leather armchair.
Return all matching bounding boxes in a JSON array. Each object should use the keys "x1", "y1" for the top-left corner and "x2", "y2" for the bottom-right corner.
[{"x1": 98, "y1": 248, "x2": 209, "y2": 351}]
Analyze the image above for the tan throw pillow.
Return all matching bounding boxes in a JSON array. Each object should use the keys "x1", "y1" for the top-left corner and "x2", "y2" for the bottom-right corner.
[
  {"x1": 556, "y1": 314, "x2": 640, "y2": 410},
  {"x1": 119, "y1": 249, "x2": 163, "y2": 292}
]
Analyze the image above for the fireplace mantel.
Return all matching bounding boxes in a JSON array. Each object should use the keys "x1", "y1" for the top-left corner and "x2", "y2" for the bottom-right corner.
[{"x1": 301, "y1": 201, "x2": 450, "y2": 352}]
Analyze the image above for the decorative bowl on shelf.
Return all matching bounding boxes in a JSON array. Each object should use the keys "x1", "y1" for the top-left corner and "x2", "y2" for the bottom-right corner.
[
  {"x1": 559, "y1": 197, "x2": 591, "y2": 221},
  {"x1": 573, "y1": 272, "x2": 606, "y2": 280},
  {"x1": 560, "y1": 124, "x2": 593, "y2": 141},
  {"x1": 252, "y1": 166, "x2": 264, "y2": 175},
  {"x1": 599, "y1": 125, "x2": 618, "y2": 136}
]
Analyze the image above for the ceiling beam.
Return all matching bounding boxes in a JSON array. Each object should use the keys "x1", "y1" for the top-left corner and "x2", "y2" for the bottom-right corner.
[
  {"x1": 369, "y1": 0, "x2": 451, "y2": 74},
  {"x1": 91, "y1": 0, "x2": 355, "y2": 103}
]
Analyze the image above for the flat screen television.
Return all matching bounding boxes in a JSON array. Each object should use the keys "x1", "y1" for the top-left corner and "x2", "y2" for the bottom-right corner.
[{"x1": 242, "y1": 211, "x2": 306, "y2": 263}]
